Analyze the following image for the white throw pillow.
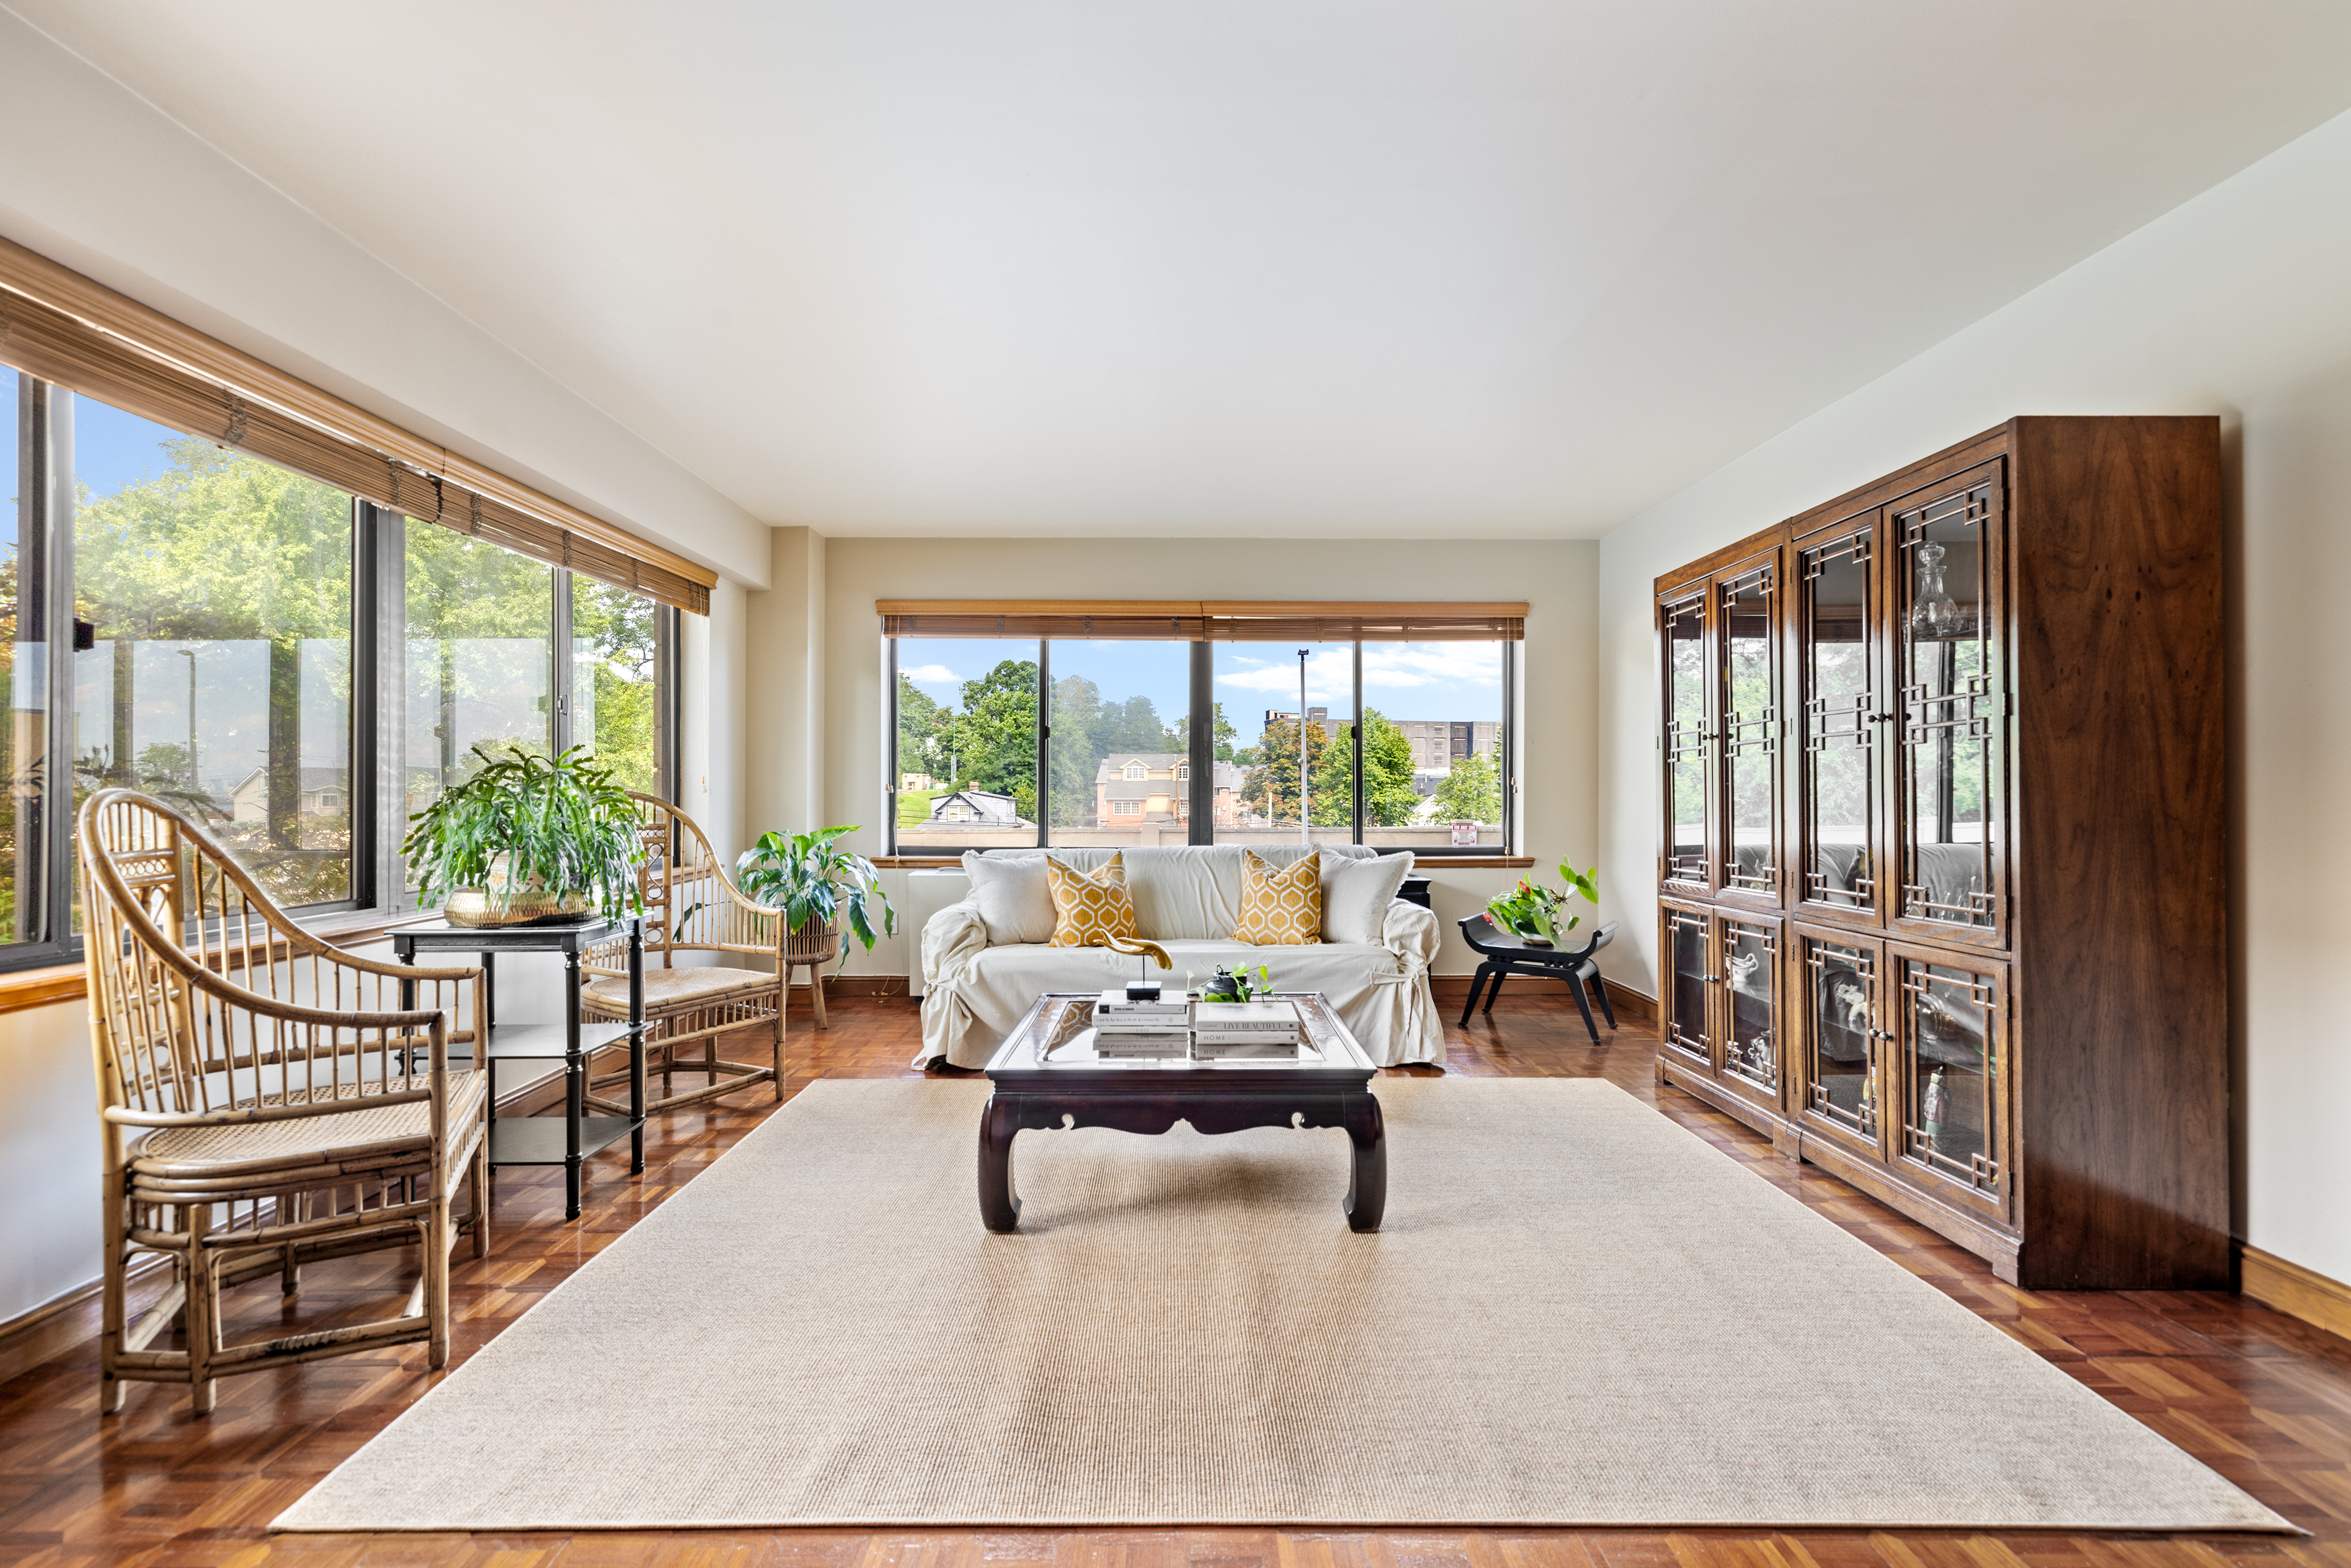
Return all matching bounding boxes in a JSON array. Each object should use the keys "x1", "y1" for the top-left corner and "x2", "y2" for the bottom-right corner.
[
  {"x1": 961, "y1": 853, "x2": 1056, "y2": 945},
  {"x1": 1319, "y1": 850, "x2": 1411, "y2": 944}
]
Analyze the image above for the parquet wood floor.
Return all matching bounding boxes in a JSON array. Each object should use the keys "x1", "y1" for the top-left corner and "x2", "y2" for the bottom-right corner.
[{"x1": 3, "y1": 991, "x2": 2348, "y2": 1568}]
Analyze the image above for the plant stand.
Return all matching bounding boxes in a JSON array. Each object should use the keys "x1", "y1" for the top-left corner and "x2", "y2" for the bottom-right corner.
[
  {"x1": 785, "y1": 924, "x2": 840, "y2": 1030},
  {"x1": 392, "y1": 915, "x2": 647, "y2": 1222}
]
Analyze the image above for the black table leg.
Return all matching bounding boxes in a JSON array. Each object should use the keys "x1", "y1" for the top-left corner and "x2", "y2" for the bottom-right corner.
[
  {"x1": 1458, "y1": 965, "x2": 1488, "y2": 1027},
  {"x1": 563, "y1": 949, "x2": 583, "y2": 1221},
  {"x1": 1568, "y1": 971, "x2": 1600, "y2": 1043},
  {"x1": 1343, "y1": 1091, "x2": 1386, "y2": 1232},
  {"x1": 1483, "y1": 967, "x2": 1505, "y2": 1014},
  {"x1": 628, "y1": 916, "x2": 645, "y2": 1174},
  {"x1": 978, "y1": 1094, "x2": 1023, "y2": 1232}
]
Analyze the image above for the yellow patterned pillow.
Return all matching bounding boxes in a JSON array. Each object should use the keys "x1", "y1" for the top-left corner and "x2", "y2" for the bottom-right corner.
[
  {"x1": 1045, "y1": 853, "x2": 1141, "y2": 948},
  {"x1": 1232, "y1": 850, "x2": 1322, "y2": 945}
]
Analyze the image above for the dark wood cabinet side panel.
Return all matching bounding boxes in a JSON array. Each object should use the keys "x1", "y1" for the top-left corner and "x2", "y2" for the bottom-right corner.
[{"x1": 2009, "y1": 415, "x2": 2229, "y2": 1289}]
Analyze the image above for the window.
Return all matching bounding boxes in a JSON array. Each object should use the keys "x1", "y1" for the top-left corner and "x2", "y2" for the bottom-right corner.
[
  {"x1": 1364, "y1": 640, "x2": 1507, "y2": 850},
  {"x1": 1048, "y1": 638, "x2": 1190, "y2": 847},
  {"x1": 0, "y1": 363, "x2": 684, "y2": 969},
  {"x1": 892, "y1": 637, "x2": 1036, "y2": 850},
  {"x1": 882, "y1": 606, "x2": 1518, "y2": 856}
]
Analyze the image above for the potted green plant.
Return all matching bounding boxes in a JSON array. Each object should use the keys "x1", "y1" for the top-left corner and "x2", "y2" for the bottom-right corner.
[
  {"x1": 1486, "y1": 860, "x2": 1600, "y2": 946},
  {"x1": 734, "y1": 826, "x2": 897, "y2": 971},
  {"x1": 402, "y1": 743, "x2": 644, "y2": 926}
]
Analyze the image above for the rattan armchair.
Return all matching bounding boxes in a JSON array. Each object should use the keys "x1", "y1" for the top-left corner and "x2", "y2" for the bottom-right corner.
[
  {"x1": 79, "y1": 789, "x2": 491, "y2": 1416},
  {"x1": 581, "y1": 793, "x2": 785, "y2": 1114}
]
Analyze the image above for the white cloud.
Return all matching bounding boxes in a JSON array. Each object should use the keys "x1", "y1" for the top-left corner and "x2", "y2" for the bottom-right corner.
[
  {"x1": 902, "y1": 664, "x2": 958, "y2": 683},
  {"x1": 1360, "y1": 643, "x2": 1501, "y2": 690},
  {"x1": 1216, "y1": 648, "x2": 1353, "y2": 706}
]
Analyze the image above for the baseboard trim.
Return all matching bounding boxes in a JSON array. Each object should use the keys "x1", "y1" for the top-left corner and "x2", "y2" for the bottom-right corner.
[
  {"x1": 0, "y1": 1255, "x2": 172, "y2": 1386},
  {"x1": 2239, "y1": 1243, "x2": 2351, "y2": 1344}
]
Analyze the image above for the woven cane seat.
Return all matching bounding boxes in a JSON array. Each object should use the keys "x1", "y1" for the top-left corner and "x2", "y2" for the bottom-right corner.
[
  {"x1": 583, "y1": 966, "x2": 776, "y2": 1015},
  {"x1": 130, "y1": 1071, "x2": 487, "y2": 1176}
]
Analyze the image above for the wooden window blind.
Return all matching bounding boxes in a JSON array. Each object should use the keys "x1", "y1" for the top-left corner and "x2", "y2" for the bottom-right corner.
[
  {"x1": 877, "y1": 600, "x2": 1526, "y2": 642},
  {"x1": 0, "y1": 236, "x2": 715, "y2": 615}
]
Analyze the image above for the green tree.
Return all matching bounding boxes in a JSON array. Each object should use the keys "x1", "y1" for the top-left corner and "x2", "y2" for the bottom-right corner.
[
  {"x1": 573, "y1": 576, "x2": 659, "y2": 792},
  {"x1": 72, "y1": 438, "x2": 355, "y2": 904},
  {"x1": 1239, "y1": 714, "x2": 1330, "y2": 825},
  {"x1": 943, "y1": 658, "x2": 1038, "y2": 814},
  {"x1": 1431, "y1": 750, "x2": 1504, "y2": 824},
  {"x1": 1172, "y1": 702, "x2": 1237, "y2": 762},
  {"x1": 897, "y1": 675, "x2": 948, "y2": 781}
]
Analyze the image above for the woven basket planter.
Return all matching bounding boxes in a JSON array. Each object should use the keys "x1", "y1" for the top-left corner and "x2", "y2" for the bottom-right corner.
[
  {"x1": 787, "y1": 920, "x2": 841, "y2": 964},
  {"x1": 445, "y1": 855, "x2": 595, "y2": 927}
]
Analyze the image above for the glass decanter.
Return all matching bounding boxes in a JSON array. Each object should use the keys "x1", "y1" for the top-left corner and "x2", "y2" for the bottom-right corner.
[{"x1": 1910, "y1": 540, "x2": 1960, "y2": 633}]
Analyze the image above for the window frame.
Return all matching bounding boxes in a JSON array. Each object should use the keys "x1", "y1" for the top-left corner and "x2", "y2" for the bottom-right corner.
[
  {"x1": 885, "y1": 628, "x2": 1516, "y2": 857},
  {"x1": 0, "y1": 377, "x2": 682, "y2": 972}
]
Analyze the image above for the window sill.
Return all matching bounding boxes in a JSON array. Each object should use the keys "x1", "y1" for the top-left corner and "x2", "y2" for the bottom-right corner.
[{"x1": 0, "y1": 908, "x2": 448, "y2": 1017}]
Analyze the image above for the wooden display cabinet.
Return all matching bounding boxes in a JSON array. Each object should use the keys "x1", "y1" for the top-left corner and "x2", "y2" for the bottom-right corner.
[{"x1": 1652, "y1": 416, "x2": 2226, "y2": 1289}]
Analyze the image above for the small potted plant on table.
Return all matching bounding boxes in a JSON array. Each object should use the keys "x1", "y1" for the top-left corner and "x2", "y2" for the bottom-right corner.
[
  {"x1": 1485, "y1": 861, "x2": 1600, "y2": 947},
  {"x1": 403, "y1": 743, "x2": 643, "y2": 925},
  {"x1": 734, "y1": 826, "x2": 897, "y2": 1025}
]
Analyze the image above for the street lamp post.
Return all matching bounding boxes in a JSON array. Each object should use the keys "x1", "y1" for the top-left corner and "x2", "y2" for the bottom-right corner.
[
  {"x1": 177, "y1": 647, "x2": 200, "y2": 797},
  {"x1": 1297, "y1": 648, "x2": 1310, "y2": 845}
]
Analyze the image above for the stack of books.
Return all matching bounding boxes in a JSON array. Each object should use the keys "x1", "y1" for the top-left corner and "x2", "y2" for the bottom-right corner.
[
  {"x1": 1091, "y1": 991, "x2": 1191, "y2": 1057},
  {"x1": 1190, "y1": 1000, "x2": 1302, "y2": 1059}
]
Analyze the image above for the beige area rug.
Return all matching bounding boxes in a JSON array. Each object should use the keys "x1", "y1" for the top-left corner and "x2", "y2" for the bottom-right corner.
[{"x1": 274, "y1": 1078, "x2": 2287, "y2": 1533}]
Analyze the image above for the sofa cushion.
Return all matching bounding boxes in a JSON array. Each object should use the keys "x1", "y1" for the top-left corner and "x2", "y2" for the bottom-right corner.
[
  {"x1": 1320, "y1": 850, "x2": 1412, "y2": 943},
  {"x1": 974, "y1": 843, "x2": 1381, "y2": 942},
  {"x1": 961, "y1": 851, "x2": 1056, "y2": 945},
  {"x1": 1045, "y1": 853, "x2": 1141, "y2": 948},
  {"x1": 1233, "y1": 849, "x2": 1322, "y2": 944}
]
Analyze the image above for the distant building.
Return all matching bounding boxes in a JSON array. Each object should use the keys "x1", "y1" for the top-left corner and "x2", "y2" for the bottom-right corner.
[
  {"x1": 925, "y1": 789, "x2": 1028, "y2": 828},
  {"x1": 229, "y1": 766, "x2": 352, "y2": 823},
  {"x1": 899, "y1": 772, "x2": 935, "y2": 792},
  {"x1": 1094, "y1": 754, "x2": 1243, "y2": 828},
  {"x1": 1392, "y1": 720, "x2": 1499, "y2": 781},
  {"x1": 1263, "y1": 706, "x2": 1330, "y2": 729}
]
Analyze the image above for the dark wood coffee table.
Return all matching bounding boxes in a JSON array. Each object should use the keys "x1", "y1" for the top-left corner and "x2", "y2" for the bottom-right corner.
[{"x1": 978, "y1": 991, "x2": 1385, "y2": 1234}]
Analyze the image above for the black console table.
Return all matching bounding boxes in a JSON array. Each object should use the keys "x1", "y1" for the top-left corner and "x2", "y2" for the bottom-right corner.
[{"x1": 391, "y1": 916, "x2": 646, "y2": 1222}]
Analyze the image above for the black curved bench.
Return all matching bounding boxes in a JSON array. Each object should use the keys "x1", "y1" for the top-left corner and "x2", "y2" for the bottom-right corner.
[{"x1": 1455, "y1": 913, "x2": 1619, "y2": 1042}]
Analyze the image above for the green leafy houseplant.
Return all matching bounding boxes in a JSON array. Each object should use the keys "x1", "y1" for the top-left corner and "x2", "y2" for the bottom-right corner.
[
  {"x1": 402, "y1": 743, "x2": 644, "y2": 924},
  {"x1": 734, "y1": 827, "x2": 897, "y2": 967},
  {"x1": 1486, "y1": 860, "x2": 1600, "y2": 946}
]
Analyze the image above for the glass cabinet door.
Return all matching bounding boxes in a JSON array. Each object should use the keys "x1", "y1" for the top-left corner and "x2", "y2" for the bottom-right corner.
[
  {"x1": 1719, "y1": 917, "x2": 1778, "y2": 1099},
  {"x1": 1661, "y1": 904, "x2": 1713, "y2": 1065},
  {"x1": 1894, "y1": 469, "x2": 2006, "y2": 941},
  {"x1": 1796, "y1": 521, "x2": 1881, "y2": 919},
  {"x1": 1797, "y1": 931, "x2": 1885, "y2": 1151},
  {"x1": 1661, "y1": 590, "x2": 1710, "y2": 891},
  {"x1": 1716, "y1": 556, "x2": 1778, "y2": 901},
  {"x1": 1896, "y1": 955, "x2": 2006, "y2": 1215}
]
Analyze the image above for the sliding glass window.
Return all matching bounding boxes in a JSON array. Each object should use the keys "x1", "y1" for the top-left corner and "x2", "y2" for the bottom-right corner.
[
  {"x1": 0, "y1": 361, "x2": 684, "y2": 970},
  {"x1": 883, "y1": 620, "x2": 1517, "y2": 856},
  {"x1": 1213, "y1": 642, "x2": 1356, "y2": 848},
  {"x1": 1049, "y1": 640, "x2": 1191, "y2": 846},
  {"x1": 893, "y1": 637, "x2": 1037, "y2": 850},
  {"x1": 1362, "y1": 639, "x2": 1507, "y2": 850}
]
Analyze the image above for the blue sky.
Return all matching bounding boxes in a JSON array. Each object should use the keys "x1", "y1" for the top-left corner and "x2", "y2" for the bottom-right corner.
[
  {"x1": 899, "y1": 636, "x2": 1504, "y2": 749},
  {"x1": 2, "y1": 382, "x2": 185, "y2": 554}
]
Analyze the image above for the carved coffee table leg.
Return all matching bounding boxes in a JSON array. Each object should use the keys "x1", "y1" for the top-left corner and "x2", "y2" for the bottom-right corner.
[
  {"x1": 1343, "y1": 1091, "x2": 1386, "y2": 1232},
  {"x1": 978, "y1": 1093, "x2": 1024, "y2": 1232}
]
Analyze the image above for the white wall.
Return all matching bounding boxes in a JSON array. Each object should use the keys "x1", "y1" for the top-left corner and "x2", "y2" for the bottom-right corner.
[
  {"x1": 0, "y1": 7, "x2": 769, "y2": 590},
  {"x1": 739, "y1": 536, "x2": 1601, "y2": 980},
  {"x1": 1595, "y1": 105, "x2": 2351, "y2": 1285}
]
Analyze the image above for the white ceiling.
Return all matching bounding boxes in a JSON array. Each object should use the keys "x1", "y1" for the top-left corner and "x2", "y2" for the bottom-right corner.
[{"x1": 15, "y1": 2, "x2": 2351, "y2": 539}]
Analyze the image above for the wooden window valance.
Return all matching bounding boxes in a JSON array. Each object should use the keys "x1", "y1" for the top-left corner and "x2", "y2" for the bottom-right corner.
[
  {"x1": 0, "y1": 237, "x2": 715, "y2": 615},
  {"x1": 877, "y1": 600, "x2": 1527, "y2": 642}
]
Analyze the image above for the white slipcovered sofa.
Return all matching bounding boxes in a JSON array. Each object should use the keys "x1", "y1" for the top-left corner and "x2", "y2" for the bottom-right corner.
[{"x1": 916, "y1": 844, "x2": 1446, "y2": 1069}]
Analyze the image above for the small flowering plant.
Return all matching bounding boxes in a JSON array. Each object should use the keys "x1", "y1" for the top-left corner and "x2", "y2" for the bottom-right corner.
[{"x1": 1486, "y1": 860, "x2": 1600, "y2": 945}]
